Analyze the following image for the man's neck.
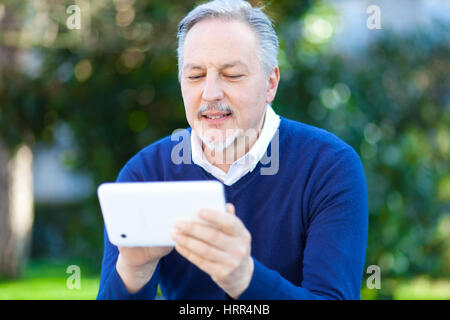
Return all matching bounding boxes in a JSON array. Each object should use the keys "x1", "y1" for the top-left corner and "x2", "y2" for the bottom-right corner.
[{"x1": 202, "y1": 111, "x2": 266, "y2": 174}]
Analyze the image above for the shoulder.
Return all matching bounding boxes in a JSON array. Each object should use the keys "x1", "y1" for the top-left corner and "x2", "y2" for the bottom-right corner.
[
  {"x1": 279, "y1": 116, "x2": 359, "y2": 162},
  {"x1": 279, "y1": 118, "x2": 368, "y2": 222}
]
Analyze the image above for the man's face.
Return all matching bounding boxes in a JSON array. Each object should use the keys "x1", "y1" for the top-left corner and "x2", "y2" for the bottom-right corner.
[{"x1": 180, "y1": 18, "x2": 278, "y2": 151}]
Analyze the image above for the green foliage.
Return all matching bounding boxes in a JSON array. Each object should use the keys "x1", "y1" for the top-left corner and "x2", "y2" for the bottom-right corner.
[{"x1": 31, "y1": 200, "x2": 104, "y2": 262}]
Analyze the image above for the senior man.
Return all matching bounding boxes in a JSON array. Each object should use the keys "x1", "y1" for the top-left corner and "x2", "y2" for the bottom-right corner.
[{"x1": 97, "y1": 0, "x2": 368, "y2": 300}]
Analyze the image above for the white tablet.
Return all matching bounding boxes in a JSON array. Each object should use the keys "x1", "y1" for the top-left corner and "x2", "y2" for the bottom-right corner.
[{"x1": 97, "y1": 180, "x2": 226, "y2": 247}]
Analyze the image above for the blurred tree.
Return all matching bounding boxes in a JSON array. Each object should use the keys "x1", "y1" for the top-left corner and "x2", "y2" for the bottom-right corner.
[{"x1": 0, "y1": 1, "x2": 41, "y2": 277}]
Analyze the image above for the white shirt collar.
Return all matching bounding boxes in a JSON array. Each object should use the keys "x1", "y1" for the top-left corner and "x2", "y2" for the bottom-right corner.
[{"x1": 191, "y1": 104, "x2": 280, "y2": 186}]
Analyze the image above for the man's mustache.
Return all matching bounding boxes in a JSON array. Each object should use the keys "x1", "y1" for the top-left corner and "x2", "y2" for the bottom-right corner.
[{"x1": 197, "y1": 103, "x2": 233, "y2": 117}]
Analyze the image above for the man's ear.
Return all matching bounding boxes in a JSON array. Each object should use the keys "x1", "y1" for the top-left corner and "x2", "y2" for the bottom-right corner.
[{"x1": 266, "y1": 66, "x2": 280, "y2": 104}]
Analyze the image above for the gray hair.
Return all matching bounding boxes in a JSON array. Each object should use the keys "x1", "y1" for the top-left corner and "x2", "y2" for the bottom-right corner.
[{"x1": 176, "y1": 0, "x2": 279, "y2": 82}]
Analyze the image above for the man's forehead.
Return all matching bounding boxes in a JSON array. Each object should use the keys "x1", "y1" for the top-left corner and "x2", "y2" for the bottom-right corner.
[
  {"x1": 182, "y1": 19, "x2": 258, "y2": 73},
  {"x1": 183, "y1": 60, "x2": 250, "y2": 71}
]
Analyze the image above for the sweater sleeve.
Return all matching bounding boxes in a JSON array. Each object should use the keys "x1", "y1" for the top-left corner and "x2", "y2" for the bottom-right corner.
[
  {"x1": 96, "y1": 164, "x2": 161, "y2": 300},
  {"x1": 237, "y1": 147, "x2": 368, "y2": 300}
]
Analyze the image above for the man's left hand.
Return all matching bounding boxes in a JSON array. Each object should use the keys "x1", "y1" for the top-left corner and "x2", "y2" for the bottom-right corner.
[{"x1": 171, "y1": 203, "x2": 254, "y2": 299}]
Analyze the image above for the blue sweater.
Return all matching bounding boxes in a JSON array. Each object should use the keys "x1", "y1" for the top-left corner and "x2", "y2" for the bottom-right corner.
[{"x1": 97, "y1": 116, "x2": 368, "y2": 300}]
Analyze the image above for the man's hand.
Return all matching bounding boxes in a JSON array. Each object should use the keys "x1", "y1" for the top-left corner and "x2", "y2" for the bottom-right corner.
[
  {"x1": 116, "y1": 246, "x2": 173, "y2": 293},
  {"x1": 171, "y1": 203, "x2": 254, "y2": 299}
]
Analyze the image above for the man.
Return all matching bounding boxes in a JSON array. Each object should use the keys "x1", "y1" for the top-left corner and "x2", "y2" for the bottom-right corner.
[{"x1": 97, "y1": 0, "x2": 368, "y2": 300}]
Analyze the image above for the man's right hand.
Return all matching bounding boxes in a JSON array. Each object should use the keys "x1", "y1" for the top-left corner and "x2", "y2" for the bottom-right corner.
[{"x1": 116, "y1": 246, "x2": 173, "y2": 293}]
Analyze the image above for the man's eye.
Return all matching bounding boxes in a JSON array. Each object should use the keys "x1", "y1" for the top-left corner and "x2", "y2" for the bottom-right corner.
[
  {"x1": 188, "y1": 75, "x2": 203, "y2": 80},
  {"x1": 226, "y1": 75, "x2": 242, "y2": 79}
]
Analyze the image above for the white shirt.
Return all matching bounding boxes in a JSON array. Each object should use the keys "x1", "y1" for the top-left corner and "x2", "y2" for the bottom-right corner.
[{"x1": 191, "y1": 104, "x2": 281, "y2": 186}]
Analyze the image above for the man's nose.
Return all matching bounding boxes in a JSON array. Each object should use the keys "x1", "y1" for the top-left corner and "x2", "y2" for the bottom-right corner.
[{"x1": 202, "y1": 73, "x2": 224, "y2": 102}]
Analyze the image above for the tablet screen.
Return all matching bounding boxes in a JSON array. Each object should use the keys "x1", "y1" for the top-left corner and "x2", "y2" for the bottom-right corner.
[{"x1": 98, "y1": 180, "x2": 226, "y2": 246}]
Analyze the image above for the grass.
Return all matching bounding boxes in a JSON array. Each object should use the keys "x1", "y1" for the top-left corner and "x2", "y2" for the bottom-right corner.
[
  {"x1": 393, "y1": 277, "x2": 450, "y2": 300},
  {"x1": 0, "y1": 260, "x2": 100, "y2": 300},
  {"x1": 361, "y1": 276, "x2": 450, "y2": 300},
  {"x1": 1, "y1": 260, "x2": 448, "y2": 300}
]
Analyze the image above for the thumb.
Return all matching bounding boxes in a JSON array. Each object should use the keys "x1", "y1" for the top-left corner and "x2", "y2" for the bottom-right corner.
[{"x1": 225, "y1": 203, "x2": 236, "y2": 215}]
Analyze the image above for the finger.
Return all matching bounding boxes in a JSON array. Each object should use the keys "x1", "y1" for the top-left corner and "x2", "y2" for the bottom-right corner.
[
  {"x1": 198, "y1": 208, "x2": 241, "y2": 236},
  {"x1": 172, "y1": 231, "x2": 228, "y2": 263},
  {"x1": 174, "y1": 242, "x2": 225, "y2": 278},
  {"x1": 174, "y1": 221, "x2": 232, "y2": 251}
]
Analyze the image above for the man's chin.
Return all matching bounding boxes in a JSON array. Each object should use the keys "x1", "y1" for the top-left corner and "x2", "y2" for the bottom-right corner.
[
  {"x1": 195, "y1": 126, "x2": 239, "y2": 147},
  {"x1": 201, "y1": 135, "x2": 237, "y2": 153}
]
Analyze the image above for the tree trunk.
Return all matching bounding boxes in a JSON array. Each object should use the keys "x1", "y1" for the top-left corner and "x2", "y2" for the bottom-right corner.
[{"x1": 0, "y1": 141, "x2": 34, "y2": 278}]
